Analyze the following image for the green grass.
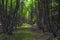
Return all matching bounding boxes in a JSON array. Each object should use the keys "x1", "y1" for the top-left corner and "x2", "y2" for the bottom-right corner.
[
  {"x1": 6, "y1": 33, "x2": 35, "y2": 40},
  {"x1": 53, "y1": 37, "x2": 58, "y2": 40},
  {"x1": 0, "y1": 23, "x2": 35, "y2": 40},
  {"x1": 0, "y1": 33, "x2": 35, "y2": 40},
  {"x1": 17, "y1": 23, "x2": 31, "y2": 28},
  {"x1": 0, "y1": 23, "x2": 58, "y2": 40},
  {"x1": 0, "y1": 26, "x2": 35, "y2": 40}
]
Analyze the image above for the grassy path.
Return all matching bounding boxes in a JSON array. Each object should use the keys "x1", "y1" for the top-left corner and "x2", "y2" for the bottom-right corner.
[{"x1": 0, "y1": 23, "x2": 58, "y2": 40}]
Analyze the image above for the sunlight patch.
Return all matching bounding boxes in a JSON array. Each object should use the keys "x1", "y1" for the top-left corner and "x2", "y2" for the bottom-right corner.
[{"x1": 21, "y1": 23, "x2": 30, "y2": 28}]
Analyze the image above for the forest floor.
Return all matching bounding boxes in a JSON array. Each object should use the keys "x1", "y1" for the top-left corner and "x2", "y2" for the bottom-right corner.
[
  {"x1": 13, "y1": 27, "x2": 58, "y2": 40},
  {"x1": 0, "y1": 24, "x2": 58, "y2": 40}
]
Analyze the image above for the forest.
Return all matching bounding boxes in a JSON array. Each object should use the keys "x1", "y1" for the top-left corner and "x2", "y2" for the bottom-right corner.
[{"x1": 0, "y1": 0, "x2": 60, "y2": 40}]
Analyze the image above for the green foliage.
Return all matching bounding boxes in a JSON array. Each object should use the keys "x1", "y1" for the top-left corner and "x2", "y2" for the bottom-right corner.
[
  {"x1": 21, "y1": 0, "x2": 35, "y2": 20},
  {"x1": 49, "y1": 0, "x2": 58, "y2": 11},
  {"x1": 4, "y1": 0, "x2": 16, "y2": 15}
]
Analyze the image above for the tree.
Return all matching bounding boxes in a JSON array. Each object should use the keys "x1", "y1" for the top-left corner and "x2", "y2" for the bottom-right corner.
[
  {"x1": 37, "y1": 0, "x2": 44, "y2": 31},
  {"x1": 0, "y1": 0, "x2": 20, "y2": 35}
]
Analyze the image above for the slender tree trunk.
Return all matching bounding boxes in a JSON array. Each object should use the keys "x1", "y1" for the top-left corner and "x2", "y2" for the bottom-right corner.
[
  {"x1": 0, "y1": 0, "x2": 3, "y2": 33},
  {"x1": 37, "y1": 0, "x2": 45, "y2": 32},
  {"x1": 7, "y1": 0, "x2": 20, "y2": 34},
  {"x1": 37, "y1": 0, "x2": 42, "y2": 30},
  {"x1": 57, "y1": 0, "x2": 60, "y2": 39},
  {"x1": 44, "y1": 0, "x2": 50, "y2": 32}
]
